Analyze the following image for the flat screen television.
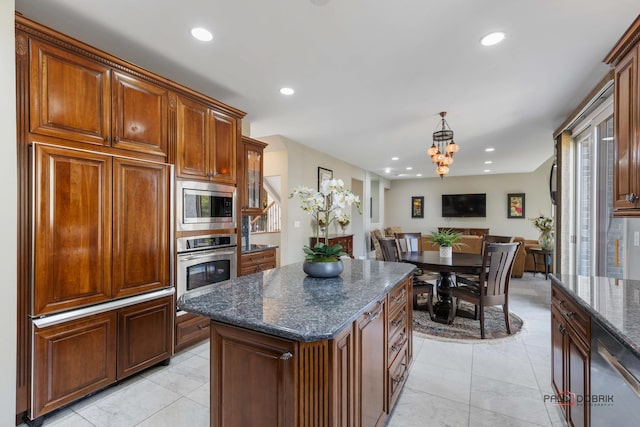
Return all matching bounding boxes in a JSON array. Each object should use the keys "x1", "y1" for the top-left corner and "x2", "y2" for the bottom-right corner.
[{"x1": 441, "y1": 193, "x2": 486, "y2": 217}]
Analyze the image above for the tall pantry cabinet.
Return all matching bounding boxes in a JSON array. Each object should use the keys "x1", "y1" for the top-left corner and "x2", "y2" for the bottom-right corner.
[{"x1": 15, "y1": 14, "x2": 245, "y2": 425}]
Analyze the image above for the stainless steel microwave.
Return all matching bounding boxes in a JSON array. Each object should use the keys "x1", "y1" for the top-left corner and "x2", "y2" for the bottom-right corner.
[{"x1": 176, "y1": 180, "x2": 236, "y2": 231}]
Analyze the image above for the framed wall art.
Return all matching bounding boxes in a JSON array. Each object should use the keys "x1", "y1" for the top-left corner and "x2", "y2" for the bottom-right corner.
[
  {"x1": 411, "y1": 196, "x2": 424, "y2": 218},
  {"x1": 318, "y1": 167, "x2": 333, "y2": 191},
  {"x1": 507, "y1": 193, "x2": 525, "y2": 218}
]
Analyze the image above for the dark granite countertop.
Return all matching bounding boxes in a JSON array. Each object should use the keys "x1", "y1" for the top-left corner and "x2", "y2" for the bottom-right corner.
[
  {"x1": 241, "y1": 244, "x2": 279, "y2": 254},
  {"x1": 178, "y1": 259, "x2": 414, "y2": 342},
  {"x1": 551, "y1": 274, "x2": 640, "y2": 358}
]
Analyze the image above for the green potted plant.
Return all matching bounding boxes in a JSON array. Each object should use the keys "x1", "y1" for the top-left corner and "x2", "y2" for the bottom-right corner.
[
  {"x1": 426, "y1": 229, "x2": 465, "y2": 258},
  {"x1": 289, "y1": 178, "x2": 361, "y2": 277}
]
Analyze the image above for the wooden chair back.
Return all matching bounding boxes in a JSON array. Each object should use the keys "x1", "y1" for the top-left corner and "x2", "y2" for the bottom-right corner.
[
  {"x1": 379, "y1": 238, "x2": 401, "y2": 262},
  {"x1": 395, "y1": 232, "x2": 421, "y2": 253},
  {"x1": 479, "y1": 242, "x2": 520, "y2": 305},
  {"x1": 481, "y1": 235, "x2": 514, "y2": 256}
]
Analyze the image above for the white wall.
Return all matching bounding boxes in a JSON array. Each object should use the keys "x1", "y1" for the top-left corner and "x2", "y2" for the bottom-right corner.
[
  {"x1": 1, "y1": 3, "x2": 18, "y2": 424},
  {"x1": 385, "y1": 157, "x2": 554, "y2": 240}
]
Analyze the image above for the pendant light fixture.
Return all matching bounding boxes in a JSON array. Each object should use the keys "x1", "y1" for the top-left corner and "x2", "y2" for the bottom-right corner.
[{"x1": 427, "y1": 112, "x2": 459, "y2": 178}]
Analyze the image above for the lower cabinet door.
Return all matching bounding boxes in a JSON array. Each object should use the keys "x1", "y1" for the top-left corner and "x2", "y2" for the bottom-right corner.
[
  {"x1": 210, "y1": 322, "x2": 296, "y2": 427},
  {"x1": 117, "y1": 296, "x2": 173, "y2": 378},
  {"x1": 567, "y1": 331, "x2": 590, "y2": 427},
  {"x1": 32, "y1": 312, "x2": 117, "y2": 419}
]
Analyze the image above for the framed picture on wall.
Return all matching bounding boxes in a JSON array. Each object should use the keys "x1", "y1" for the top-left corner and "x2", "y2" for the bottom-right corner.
[
  {"x1": 411, "y1": 196, "x2": 424, "y2": 218},
  {"x1": 507, "y1": 193, "x2": 525, "y2": 218},
  {"x1": 318, "y1": 167, "x2": 333, "y2": 191}
]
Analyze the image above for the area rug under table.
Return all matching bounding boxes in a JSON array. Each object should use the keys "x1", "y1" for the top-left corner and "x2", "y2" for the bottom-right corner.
[{"x1": 412, "y1": 300, "x2": 524, "y2": 343}]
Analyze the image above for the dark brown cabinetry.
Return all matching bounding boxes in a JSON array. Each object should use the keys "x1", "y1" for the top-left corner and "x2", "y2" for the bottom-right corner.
[
  {"x1": 310, "y1": 234, "x2": 354, "y2": 258},
  {"x1": 176, "y1": 95, "x2": 238, "y2": 184},
  {"x1": 240, "y1": 136, "x2": 268, "y2": 215},
  {"x1": 239, "y1": 248, "x2": 277, "y2": 276},
  {"x1": 210, "y1": 322, "x2": 296, "y2": 427},
  {"x1": 605, "y1": 16, "x2": 640, "y2": 215},
  {"x1": 551, "y1": 283, "x2": 591, "y2": 427},
  {"x1": 28, "y1": 38, "x2": 169, "y2": 157},
  {"x1": 174, "y1": 312, "x2": 210, "y2": 353},
  {"x1": 33, "y1": 144, "x2": 170, "y2": 316}
]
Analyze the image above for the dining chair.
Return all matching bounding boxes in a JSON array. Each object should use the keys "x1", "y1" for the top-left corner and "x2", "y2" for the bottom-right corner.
[
  {"x1": 379, "y1": 238, "x2": 435, "y2": 318},
  {"x1": 395, "y1": 232, "x2": 440, "y2": 282},
  {"x1": 456, "y1": 234, "x2": 515, "y2": 285},
  {"x1": 449, "y1": 242, "x2": 520, "y2": 338}
]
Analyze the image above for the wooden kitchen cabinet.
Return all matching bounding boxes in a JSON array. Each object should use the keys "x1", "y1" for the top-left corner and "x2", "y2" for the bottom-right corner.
[
  {"x1": 310, "y1": 234, "x2": 354, "y2": 258},
  {"x1": 28, "y1": 38, "x2": 169, "y2": 157},
  {"x1": 117, "y1": 296, "x2": 173, "y2": 378},
  {"x1": 239, "y1": 248, "x2": 276, "y2": 276},
  {"x1": 32, "y1": 312, "x2": 117, "y2": 419},
  {"x1": 355, "y1": 298, "x2": 387, "y2": 427},
  {"x1": 176, "y1": 94, "x2": 238, "y2": 184},
  {"x1": 241, "y1": 136, "x2": 268, "y2": 215},
  {"x1": 605, "y1": 17, "x2": 640, "y2": 215},
  {"x1": 33, "y1": 144, "x2": 170, "y2": 315},
  {"x1": 33, "y1": 144, "x2": 113, "y2": 315},
  {"x1": 174, "y1": 312, "x2": 210, "y2": 353},
  {"x1": 551, "y1": 283, "x2": 591, "y2": 427},
  {"x1": 112, "y1": 158, "x2": 170, "y2": 298},
  {"x1": 210, "y1": 322, "x2": 296, "y2": 427}
]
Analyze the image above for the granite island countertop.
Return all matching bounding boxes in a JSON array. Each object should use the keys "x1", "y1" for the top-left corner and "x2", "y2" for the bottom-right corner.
[
  {"x1": 551, "y1": 274, "x2": 640, "y2": 358},
  {"x1": 178, "y1": 259, "x2": 414, "y2": 342}
]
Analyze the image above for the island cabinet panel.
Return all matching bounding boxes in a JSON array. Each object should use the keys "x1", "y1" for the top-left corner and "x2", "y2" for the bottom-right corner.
[
  {"x1": 210, "y1": 322, "x2": 296, "y2": 427},
  {"x1": 355, "y1": 298, "x2": 387, "y2": 427},
  {"x1": 176, "y1": 95, "x2": 238, "y2": 184},
  {"x1": 331, "y1": 325, "x2": 355, "y2": 427},
  {"x1": 112, "y1": 158, "x2": 170, "y2": 298},
  {"x1": 550, "y1": 283, "x2": 591, "y2": 427},
  {"x1": 29, "y1": 38, "x2": 111, "y2": 147},
  {"x1": 32, "y1": 312, "x2": 117, "y2": 419},
  {"x1": 33, "y1": 144, "x2": 113, "y2": 315},
  {"x1": 117, "y1": 296, "x2": 173, "y2": 378}
]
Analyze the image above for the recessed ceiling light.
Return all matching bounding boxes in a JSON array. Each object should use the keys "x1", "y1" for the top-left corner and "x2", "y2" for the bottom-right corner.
[
  {"x1": 384, "y1": 168, "x2": 391, "y2": 173},
  {"x1": 392, "y1": 157, "x2": 399, "y2": 161},
  {"x1": 484, "y1": 160, "x2": 493, "y2": 164},
  {"x1": 190, "y1": 27, "x2": 213, "y2": 42},
  {"x1": 480, "y1": 31, "x2": 505, "y2": 46},
  {"x1": 279, "y1": 87, "x2": 295, "y2": 95},
  {"x1": 485, "y1": 147, "x2": 495, "y2": 152},
  {"x1": 406, "y1": 167, "x2": 413, "y2": 170},
  {"x1": 396, "y1": 173, "x2": 405, "y2": 177},
  {"x1": 416, "y1": 173, "x2": 422, "y2": 177},
  {"x1": 484, "y1": 169, "x2": 491, "y2": 173},
  {"x1": 310, "y1": 0, "x2": 330, "y2": 5}
]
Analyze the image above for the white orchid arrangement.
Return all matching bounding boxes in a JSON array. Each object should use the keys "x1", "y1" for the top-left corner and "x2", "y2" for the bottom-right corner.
[
  {"x1": 337, "y1": 212, "x2": 351, "y2": 227},
  {"x1": 289, "y1": 178, "x2": 361, "y2": 260}
]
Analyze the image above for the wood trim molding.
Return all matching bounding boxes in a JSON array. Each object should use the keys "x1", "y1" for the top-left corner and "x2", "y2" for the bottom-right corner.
[
  {"x1": 604, "y1": 15, "x2": 640, "y2": 66},
  {"x1": 297, "y1": 341, "x2": 330, "y2": 426}
]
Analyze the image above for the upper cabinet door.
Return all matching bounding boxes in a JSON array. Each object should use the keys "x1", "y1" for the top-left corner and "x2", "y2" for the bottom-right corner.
[
  {"x1": 111, "y1": 71, "x2": 168, "y2": 157},
  {"x1": 241, "y1": 137, "x2": 268, "y2": 215},
  {"x1": 112, "y1": 158, "x2": 170, "y2": 299},
  {"x1": 210, "y1": 110, "x2": 237, "y2": 184},
  {"x1": 176, "y1": 95, "x2": 210, "y2": 180},
  {"x1": 33, "y1": 144, "x2": 112, "y2": 315},
  {"x1": 613, "y1": 46, "x2": 639, "y2": 210},
  {"x1": 29, "y1": 39, "x2": 111, "y2": 146}
]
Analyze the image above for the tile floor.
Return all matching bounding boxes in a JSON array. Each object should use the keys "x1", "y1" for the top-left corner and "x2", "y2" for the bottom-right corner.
[{"x1": 20, "y1": 274, "x2": 565, "y2": 427}]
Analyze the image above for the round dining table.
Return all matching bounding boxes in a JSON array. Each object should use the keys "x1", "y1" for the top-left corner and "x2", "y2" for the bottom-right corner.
[{"x1": 402, "y1": 251, "x2": 483, "y2": 323}]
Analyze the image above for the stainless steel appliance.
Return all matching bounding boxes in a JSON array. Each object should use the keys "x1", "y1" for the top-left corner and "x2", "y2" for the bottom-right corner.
[
  {"x1": 176, "y1": 234, "x2": 237, "y2": 310},
  {"x1": 591, "y1": 320, "x2": 640, "y2": 424},
  {"x1": 176, "y1": 180, "x2": 236, "y2": 232}
]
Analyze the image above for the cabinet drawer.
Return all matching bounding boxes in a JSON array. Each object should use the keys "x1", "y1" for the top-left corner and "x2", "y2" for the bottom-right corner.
[
  {"x1": 552, "y1": 285, "x2": 590, "y2": 342},
  {"x1": 388, "y1": 343, "x2": 409, "y2": 409},
  {"x1": 241, "y1": 249, "x2": 276, "y2": 266},
  {"x1": 175, "y1": 312, "x2": 210, "y2": 352},
  {"x1": 388, "y1": 281, "x2": 409, "y2": 316},
  {"x1": 388, "y1": 305, "x2": 407, "y2": 342},
  {"x1": 388, "y1": 325, "x2": 408, "y2": 366}
]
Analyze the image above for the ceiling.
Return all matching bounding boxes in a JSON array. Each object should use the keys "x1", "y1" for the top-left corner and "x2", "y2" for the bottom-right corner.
[{"x1": 14, "y1": 0, "x2": 639, "y2": 179}]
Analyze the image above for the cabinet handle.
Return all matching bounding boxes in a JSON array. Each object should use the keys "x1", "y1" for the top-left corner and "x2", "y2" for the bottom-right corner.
[
  {"x1": 391, "y1": 333, "x2": 407, "y2": 352},
  {"x1": 558, "y1": 324, "x2": 566, "y2": 336},
  {"x1": 626, "y1": 193, "x2": 638, "y2": 203},
  {"x1": 197, "y1": 324, "x2": 208, "y2": 330},
  {"x1": 393, "y1": 289, "x2": 406, "y2": 304},
  {"x1": 391, "y1": 310, "x2": 406, "y2": 327},
  {"x1": 280, "y1": 352, "x2": 293, "y2": 360},
  {"x1": 365, "y1": 302, "x2": 383, "y2": 321},
  {"x1": 114, "y1": 136, "x2": 119, "y2": 143},
  {"x1": 392, "y1": 363, "x2": 408, "y2": 385},
  {"x1": 564, "y1": 311, "x2": 576, "y2": 319}
]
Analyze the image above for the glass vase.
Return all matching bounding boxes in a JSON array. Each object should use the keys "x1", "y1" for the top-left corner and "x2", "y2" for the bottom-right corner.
[{"x1": 538, "y1": 231, "x2": 554, "y2": 251}]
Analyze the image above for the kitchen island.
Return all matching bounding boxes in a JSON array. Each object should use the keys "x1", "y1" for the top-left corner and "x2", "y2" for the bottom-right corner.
[
  {"x1": 550, "y1": 274, "x2": 640, "y2": 427},
  {"x1": 178, "y1": 259, "x2": 415, "y2": 427}
]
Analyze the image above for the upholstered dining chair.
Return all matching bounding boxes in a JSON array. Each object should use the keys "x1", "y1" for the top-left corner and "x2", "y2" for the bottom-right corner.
[
  {"x1": 379, "y1": 238, "x2": 435, "y2": 318},
  {"x1": 449, "y1": 242, "x2": 520, "y2": 339}
]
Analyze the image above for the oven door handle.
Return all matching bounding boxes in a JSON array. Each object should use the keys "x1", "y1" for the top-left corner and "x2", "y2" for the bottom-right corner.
[{"x1": 179, "y1": 250, "x2": 237, "y2": 261}]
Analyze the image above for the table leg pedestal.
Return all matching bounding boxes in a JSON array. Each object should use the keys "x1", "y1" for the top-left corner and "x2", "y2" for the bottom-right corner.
[{"x1": 433, "y1": 272, "x2": 455, "y2": 324}]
